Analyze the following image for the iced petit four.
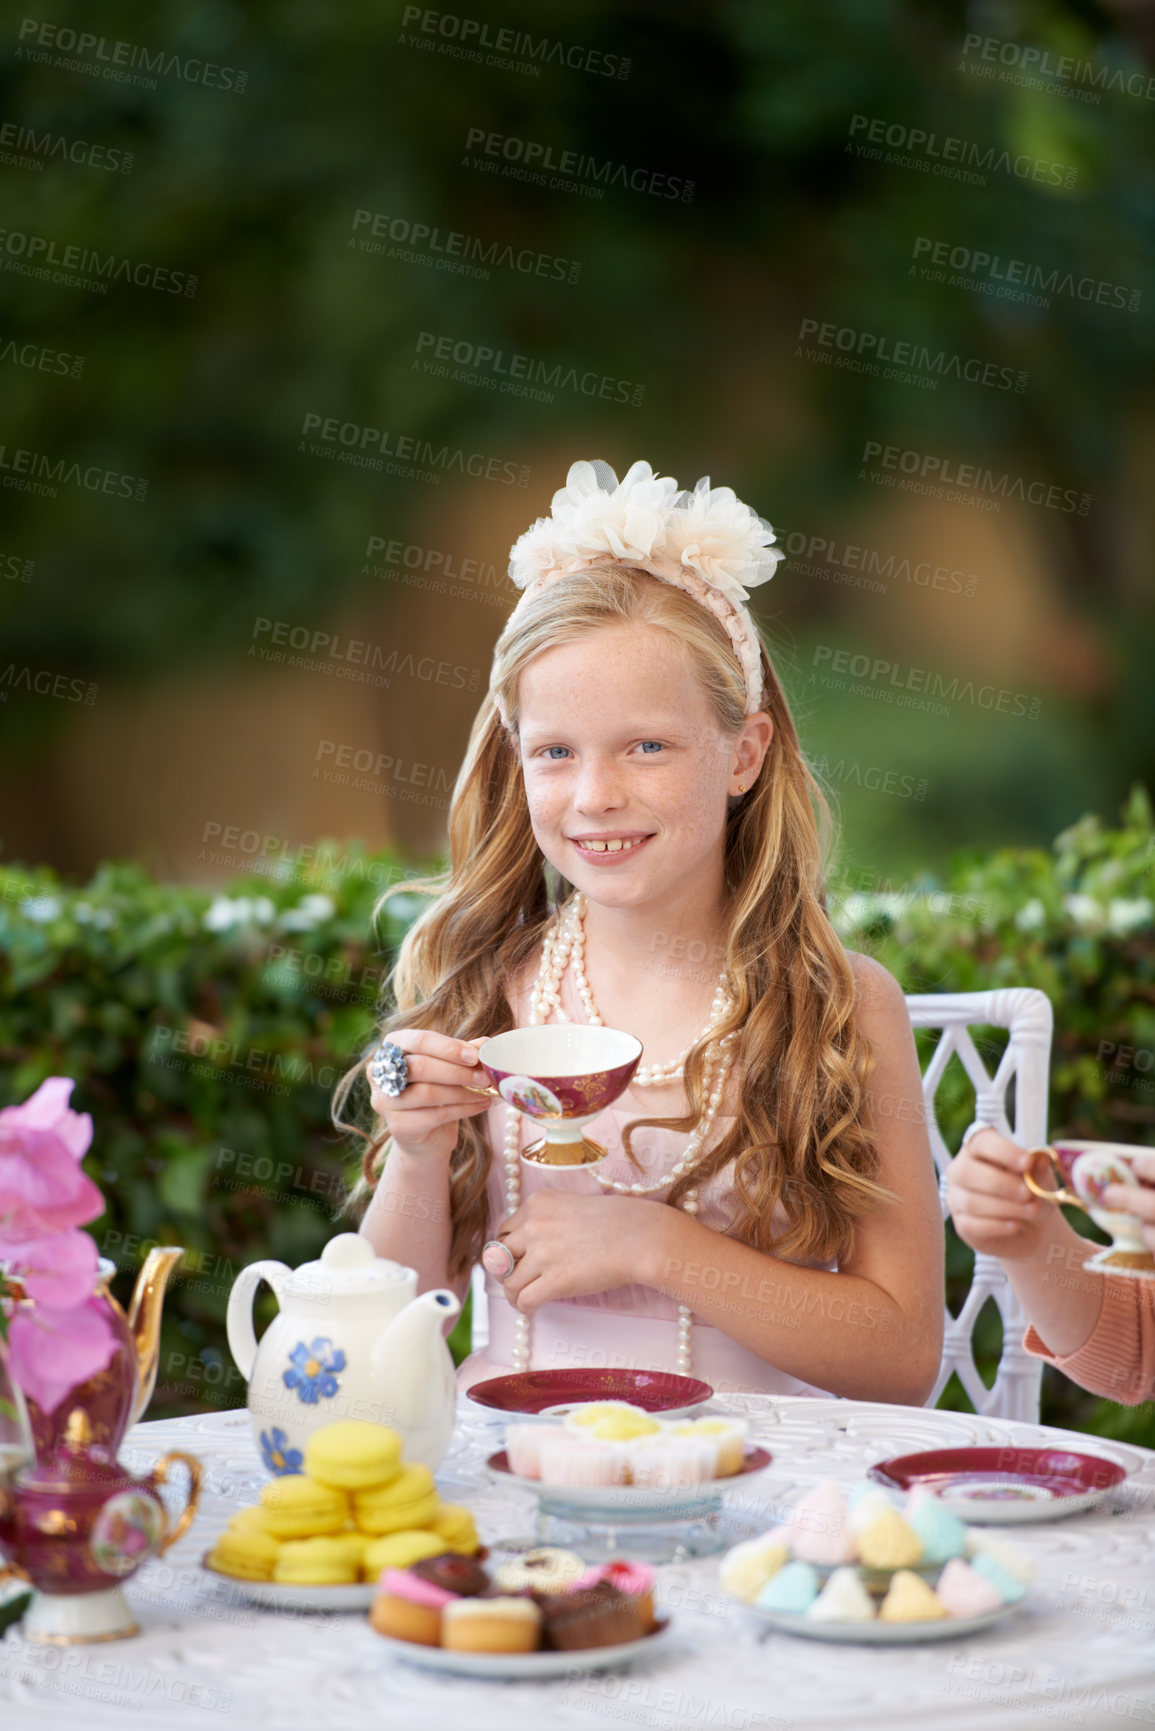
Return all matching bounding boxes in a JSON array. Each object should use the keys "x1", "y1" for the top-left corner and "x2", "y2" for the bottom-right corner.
[
  {"x1": 505, "y1": 1411, "x2": 751, "y2": 1488},
  {"x1": 538, "y1": 1581, "x2": 646, "y2": 1650},
  {"x1": 575, "y1": 1561, "x2": 657, "y2": 1631},
  {"x1": 370, "y1": 1569, "x2": 454, "y2": 1645}
]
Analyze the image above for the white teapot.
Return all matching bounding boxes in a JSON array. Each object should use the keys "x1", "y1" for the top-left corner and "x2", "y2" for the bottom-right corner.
[{"x1": 226, "y1": 1234, "x2": 460, "y2": 1473}]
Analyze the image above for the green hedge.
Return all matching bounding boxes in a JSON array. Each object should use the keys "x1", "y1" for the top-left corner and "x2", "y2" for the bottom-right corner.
[{"x1": 1, "y1": 788, "x2": 1152, "y2": 1439}]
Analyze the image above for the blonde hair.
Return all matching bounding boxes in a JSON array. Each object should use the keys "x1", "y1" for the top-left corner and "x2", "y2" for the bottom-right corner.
[{"x1": 335, "y1": 564, "x2": 886, "y2": 1280}]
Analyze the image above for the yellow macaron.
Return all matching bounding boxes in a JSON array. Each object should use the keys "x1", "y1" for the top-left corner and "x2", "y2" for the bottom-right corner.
[
  {"x1": 304, "y1": 1421, "x2": 403, "y2": 1491},
  {"x1": 226, "y1": 1504, "x2": 276, "y2": 1536},
  {"x1": 353, "y1": 1463, "x2": 439, "y2": 1535},
  {"x1": 207, "y1": 1526, "x2": 282, "y2": 1581},
  {"x1": 259, "y1": 1473, "x2": 350, "y2": 1539},
  {"x1": 272, "y1": 1536, "x2": 360, "y2": 1585},
  {"x1": 428, "y1": 1503, "x2": 481, "y2": 1555},
  {"x1": 362, "y1": 1529, "x2": 449, "y2": 1577}
]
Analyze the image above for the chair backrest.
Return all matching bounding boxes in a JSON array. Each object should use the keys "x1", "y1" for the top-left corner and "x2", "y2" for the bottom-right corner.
[{"x1": 906, "y1": 987, "x2": 1053, "y2": 1422}]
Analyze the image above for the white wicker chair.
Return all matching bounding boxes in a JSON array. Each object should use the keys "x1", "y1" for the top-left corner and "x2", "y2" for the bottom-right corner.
[
  {"x1": 907, "y1": 987, "x2": 1053, "y2": 1421},
  {"x1": 471, "y1": 986, "x2": 1055, "y2": 1423}
]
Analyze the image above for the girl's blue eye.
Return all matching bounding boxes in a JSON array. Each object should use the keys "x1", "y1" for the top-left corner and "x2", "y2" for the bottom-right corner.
[
  {"x1": 545, "y1": 746, "x2": 569, "y2": 760},
  {"x1": 639, "y1": 741, "x2": 664, "y2": 754}
]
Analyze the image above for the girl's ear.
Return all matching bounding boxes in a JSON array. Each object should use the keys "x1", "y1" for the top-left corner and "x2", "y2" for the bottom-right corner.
[{"x1": 732, "y1": 712, "x2": 773, "y2": 790}]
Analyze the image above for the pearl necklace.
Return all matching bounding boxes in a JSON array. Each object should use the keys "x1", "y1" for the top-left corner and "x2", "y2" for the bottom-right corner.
[
  {"x1": 529, "y1": 892, "x2": 732, "y2": 1085},
  {"x1": 503, "y1": 897, "x2": 738, "y2": 1375}
]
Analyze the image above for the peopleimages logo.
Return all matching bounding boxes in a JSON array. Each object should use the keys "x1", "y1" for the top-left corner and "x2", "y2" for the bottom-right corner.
[
  {"x1": 351, "y1": 208, "x2": 581, "y2": 285},
  {"x1": 846, "y1": 113, "x2": 1077, "y2": 188},
  {"x1": 462, "y1": 127, "x2": 694, "y2": 202},
  {"x1": 797, "y1": 317, "x2": 1026, "y2": 394},
  {"x1": 859, "y1": 440, "x2": 1091, "y2": 517},
  {"x1": 414, "y1": 330, "x2": 645, "y2": 408},
  {"x1": 811, "y1": 644, "x2": 1042, "y2": 721},
  {"x1": 911, "y1": 237, "x2": 1141, "y2": 313},
  {"x1": 960, "y1": 33, "x2": 1155, "y2": 103},
  {"x1": 398, "y1": 7, "x2": 630, "y2": 80}
]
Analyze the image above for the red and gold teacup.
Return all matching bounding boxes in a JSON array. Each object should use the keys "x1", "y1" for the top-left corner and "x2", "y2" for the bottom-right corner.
[
  {"x1": 1024, "y1": 1139, "x2": 1155, "y2": 1278},
  {"x1": 470, "y1": 1025, "x2": 642, "y2": 1168}
]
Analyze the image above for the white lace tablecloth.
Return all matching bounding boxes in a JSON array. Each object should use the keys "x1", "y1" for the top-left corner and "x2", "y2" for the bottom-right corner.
[{"x1": 3, "y1": 1395, "x2": 1155, "y2": 1731}]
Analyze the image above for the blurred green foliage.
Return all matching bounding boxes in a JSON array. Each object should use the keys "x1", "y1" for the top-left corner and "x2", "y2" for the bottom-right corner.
[
  {"x1": 2, "y1": 0, "x2": 1154, "y2": 838},
  {"x1": 1, "y1": 787, "x2": 1153, "y2": 1435}
]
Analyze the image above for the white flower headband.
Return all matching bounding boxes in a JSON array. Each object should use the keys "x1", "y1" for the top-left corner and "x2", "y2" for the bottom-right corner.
[{"x1": 495, "y1": 458, "x2": 783, "y2": 727}]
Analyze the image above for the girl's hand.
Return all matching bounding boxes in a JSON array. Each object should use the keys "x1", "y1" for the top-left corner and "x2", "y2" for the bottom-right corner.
[
  {"x1": 1102, "y1": 1151, "x2": 1155, "y2": 1254},
  {"x1": 945, "y1": 1127, "x2": 1051, "y2": 1262},
  {"x1": 484, "y1": 1191, "x2": 661, "y2": 1314},
  {"x1": 367, "y1": 1031, "x2": 493, "y2": 1162}
]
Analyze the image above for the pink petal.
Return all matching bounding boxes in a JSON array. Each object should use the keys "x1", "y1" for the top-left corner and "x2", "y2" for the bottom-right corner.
[
  {"x1": 0, "y1": 1142, "x2": 104, "y2": 1240},
  {"x1": 7, "y1": 1301, "x2": 119, "y2": 1416},
  {"x1": 0, "y1": 1077, "x2": 93, "y2": 1160},
  {"x1": 7, "y1": 1228, "x2": 98, "y2": 1307}
]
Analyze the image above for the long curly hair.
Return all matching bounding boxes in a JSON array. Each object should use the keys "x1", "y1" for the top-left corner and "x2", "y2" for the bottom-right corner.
[{"x1": 335, "y1": 563, "x2": 887, "y2": 1282}]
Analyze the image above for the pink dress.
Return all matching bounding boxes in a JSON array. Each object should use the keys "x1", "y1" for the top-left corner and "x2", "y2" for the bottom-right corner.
[{"x1": 456, "y1": 966, "x2": 835, "y2": 1399}]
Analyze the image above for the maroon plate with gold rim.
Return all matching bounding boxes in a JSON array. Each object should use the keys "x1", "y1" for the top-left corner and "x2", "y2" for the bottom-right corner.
[
  {"x1": 869, "y1": 1446, "x2": 1126, "y2": 1524},
  {"x1": 466, "y1": 1368, "x2": 713, "y2": 1416}
]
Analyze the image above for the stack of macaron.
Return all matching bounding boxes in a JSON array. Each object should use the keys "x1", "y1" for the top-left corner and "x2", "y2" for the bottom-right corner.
[
  {"x1": 720, "y1": 1479, "x2": 1035, "y2": 1626},
  {"x1": 371, "y1": 1547, "x2": 659, "y2": 1654},
  {"x1": 206, "y1": 1420, "x2": 481, "y2": 1587},
  {"x1": 505, "y1": 1402, "x2": 749, "y2": 1491}
]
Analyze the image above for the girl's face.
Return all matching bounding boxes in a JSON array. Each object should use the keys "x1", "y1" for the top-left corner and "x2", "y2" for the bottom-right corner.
[{"x1": 515, "y1": 623, "x2": 768, "y2": 919}]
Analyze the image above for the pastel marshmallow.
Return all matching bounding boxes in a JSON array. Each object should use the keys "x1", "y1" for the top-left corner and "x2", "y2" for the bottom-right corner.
[
  {"x1": 789, "y1": 1482, "x2": 857, "y2": 1566},
  {"x1": 934, "y1": 1558, "x2": 1004, "y2": 1618},
  {"x1": 755, "y1": 1560, "x2": 819, "y2": 1615}
]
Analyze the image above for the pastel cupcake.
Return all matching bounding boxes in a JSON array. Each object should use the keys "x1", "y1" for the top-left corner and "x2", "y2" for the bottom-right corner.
[
  {"x1": 668, "y1": 1418, "x2": 748, "y2": 1476},
  {"x1": 505, "y1": 1423, "x2": 568, "y2": 1479},
  {"x1": 627, "y1": 1436, "x2": 714, "y2": 1492},
  {"x1": 538, "y1": 1435, "x2": 629, "y2": 1487}
]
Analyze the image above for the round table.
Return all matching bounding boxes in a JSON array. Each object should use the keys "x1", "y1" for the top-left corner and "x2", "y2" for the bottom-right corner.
[{"x1": 2, "y1": 1395, "x2": 1154, "y2": 1731}]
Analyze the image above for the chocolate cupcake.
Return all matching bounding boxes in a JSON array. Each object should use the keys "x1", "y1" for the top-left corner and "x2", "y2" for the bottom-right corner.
[
  {"x1": 411, "y1": 1552, "x2": 491, "y2": 1597},
  {"x1": 537, "y1": 1581, "x2": 645, "y2": 1650}
]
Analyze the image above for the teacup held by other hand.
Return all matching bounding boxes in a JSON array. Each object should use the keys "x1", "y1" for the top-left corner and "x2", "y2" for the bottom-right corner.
[{"x1": 1024, "y1": 1141, "x2": 1155, "y2": 1278}]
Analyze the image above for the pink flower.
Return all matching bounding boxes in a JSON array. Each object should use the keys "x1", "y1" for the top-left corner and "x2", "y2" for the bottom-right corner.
[
  {"x1": 5, "y1": 1228, "x2": 100, "y2": 1309},
  {"x1": 7, "y1": 1295, "x2": 119, "y2": 1416},
  {"x1": 0, "y1": 1077, "x2": 103, "y2": 1243}
]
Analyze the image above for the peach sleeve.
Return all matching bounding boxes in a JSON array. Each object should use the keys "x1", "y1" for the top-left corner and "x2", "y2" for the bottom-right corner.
[{"x1": 1023, "y1": 1274, "x2": 1155, "y2": 1406}]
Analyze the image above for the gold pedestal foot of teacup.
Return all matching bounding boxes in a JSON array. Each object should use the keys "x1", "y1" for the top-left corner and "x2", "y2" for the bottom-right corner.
[
  {"x1": 1085, "y1": 1248, "x2": 1155, "y2": 1278},
  {"x1": 522, "y1": 1135, "x2": 609, "y2": 1169}
]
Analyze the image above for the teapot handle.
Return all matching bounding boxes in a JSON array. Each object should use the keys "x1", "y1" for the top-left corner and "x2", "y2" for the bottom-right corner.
[
  {"x1": 226, "y1": 1259, "x2": 290, "y2": 1381},
  {"x1": 151, "y1": 1450, "x2": 202, "y2": 1556}
]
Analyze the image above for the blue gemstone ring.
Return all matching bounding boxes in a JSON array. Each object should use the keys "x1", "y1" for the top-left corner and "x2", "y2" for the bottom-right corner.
[{"x1": 369, "y1": 1040, "x2": 409, "y2": 1098}]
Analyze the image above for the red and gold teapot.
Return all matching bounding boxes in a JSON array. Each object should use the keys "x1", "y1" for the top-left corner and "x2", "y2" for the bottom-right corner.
[{"x1": 0, "y1": 1409, "x2": 200, "y2": 1643}]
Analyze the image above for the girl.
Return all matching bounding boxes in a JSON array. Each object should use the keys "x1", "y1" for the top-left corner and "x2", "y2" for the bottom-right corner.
[
  {"x1": 341, "y1": 459, "x2": 944, "y2": 1402},
  {"x1": 947, "y1": 1128, "x2": 1155, "y2": 1406}
]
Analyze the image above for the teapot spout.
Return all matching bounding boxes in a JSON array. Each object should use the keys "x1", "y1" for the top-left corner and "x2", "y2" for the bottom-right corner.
[
  {"x1": 369, "y1": 1288, "x2": 460, "y2": 1462},
  {"x1": 127, "y1": 1246, "x2": 185, "y2": 1426}
]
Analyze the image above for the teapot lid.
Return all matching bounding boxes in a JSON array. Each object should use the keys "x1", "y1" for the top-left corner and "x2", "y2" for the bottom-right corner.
[{"x1": 283, "y1": 1233, "x2": 415, "y2": 1298}]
